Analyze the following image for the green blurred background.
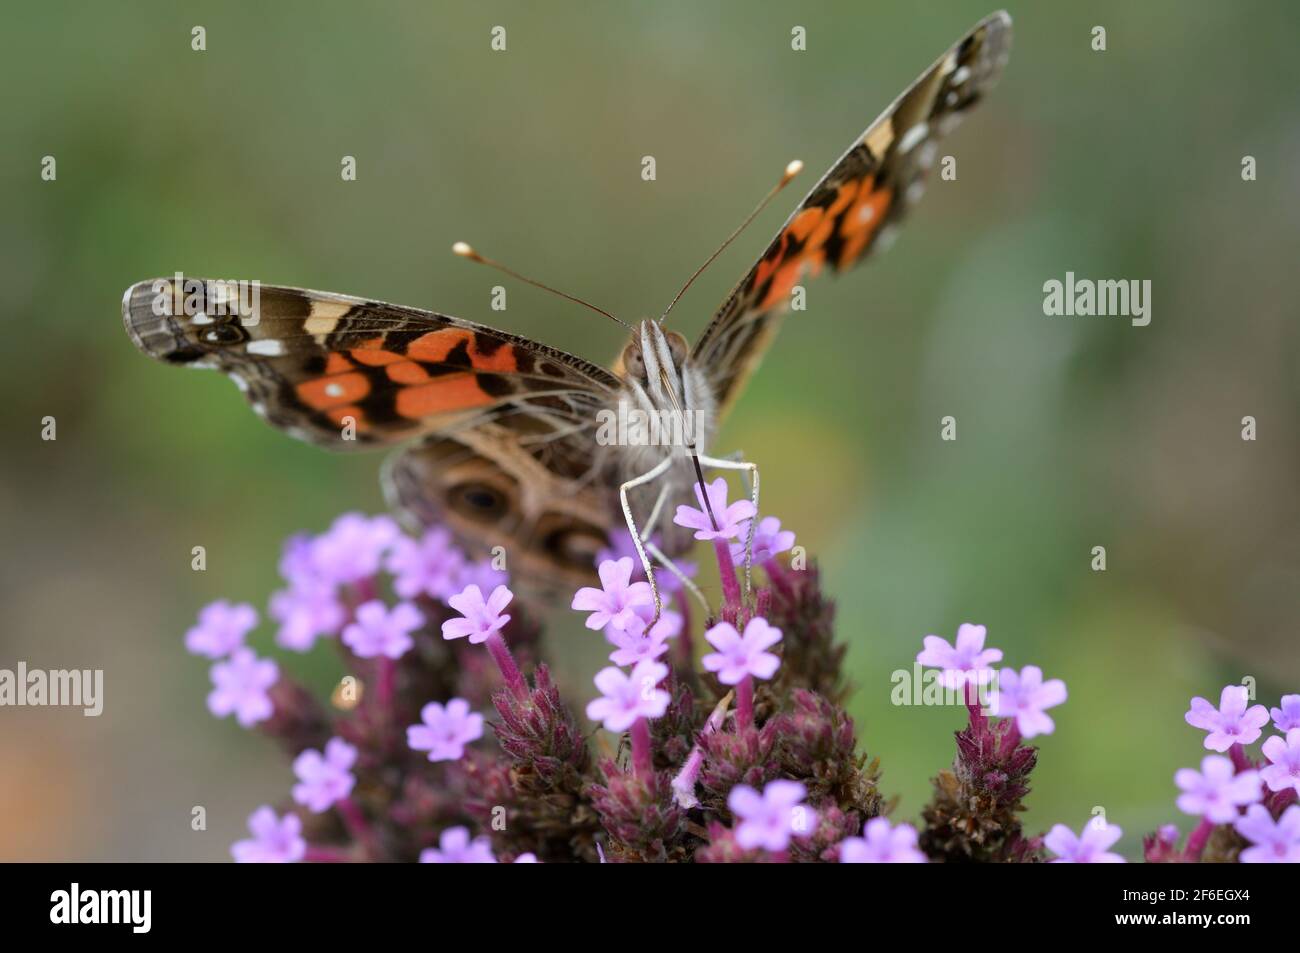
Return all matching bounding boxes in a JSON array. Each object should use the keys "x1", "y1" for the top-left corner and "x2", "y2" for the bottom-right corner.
[{"x1": 2, "y1": 1, "x2": 1297, "y2": 860}]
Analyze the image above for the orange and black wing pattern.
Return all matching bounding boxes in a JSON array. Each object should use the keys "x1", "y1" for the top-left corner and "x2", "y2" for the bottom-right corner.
[
  {"x1": 694, "y1": 10, "x2": 1012, "y2": 415},
  {"x1": 122, "y1": 278, "x2": 620, "y2": 449}
]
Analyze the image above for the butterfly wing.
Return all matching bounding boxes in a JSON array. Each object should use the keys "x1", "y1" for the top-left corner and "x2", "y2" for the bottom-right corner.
[
  {"x1": 122, "y1": 278, "x2": 621, "y2": 449},
  {"x1": 693, "y1": 10, "x2": 1012, "y2": 415}
]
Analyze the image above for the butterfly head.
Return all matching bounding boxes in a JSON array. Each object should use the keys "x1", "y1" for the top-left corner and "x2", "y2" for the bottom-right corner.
[{"x1": 620, "y1": 320, "x2": 690, "y2": 403}]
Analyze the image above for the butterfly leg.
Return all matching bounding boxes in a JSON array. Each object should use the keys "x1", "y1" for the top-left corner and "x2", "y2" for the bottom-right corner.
[
  {"x1": 697, "y1": 454, "x2": 760, "y2": 598},
  {"x1": 619, "y1": 456, "x2": 674, "y2": 625},
  {"x1": 633, "y1": 478, "x2": 712, "y2": 618}
]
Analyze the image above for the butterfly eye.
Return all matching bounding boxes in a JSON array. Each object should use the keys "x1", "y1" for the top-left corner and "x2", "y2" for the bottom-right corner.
[
  {"x1": 621, "y1": 342, "x2": 646, "y2": 382},
  {"x1": 665, "y1": 331, "x2": 689, "y2": 369},
  {"x1": 448, "y1": 481, "x2": 510, "y2": 524},
  {"x1": 200, "y1": 323, "x2": 247, "y2": 346}
]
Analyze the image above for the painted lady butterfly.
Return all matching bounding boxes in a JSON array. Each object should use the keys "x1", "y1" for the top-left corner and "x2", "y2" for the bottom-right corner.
[{"x1": 123, "y1": 12, "x2": 1011, "y2": 610}]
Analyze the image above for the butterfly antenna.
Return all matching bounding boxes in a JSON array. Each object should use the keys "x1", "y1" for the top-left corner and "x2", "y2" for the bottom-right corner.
[
  {"x1": 452, "y1": 242, "x2": 633, "y2": 331},
  {"x1": 658, "y1": 159, "x2": 803, "y2": 325}
]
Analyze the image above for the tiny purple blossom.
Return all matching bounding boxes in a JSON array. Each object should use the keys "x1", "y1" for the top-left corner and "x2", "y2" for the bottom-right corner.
[
  {"x1": 1260, "y1": 728, "x2": 1300, "y2": 795},
  {"x1": 597, "y1": 530, "x2": 695, "y2": 596},
  {"x1": 407, "y1": 698, "x2": 484, "y2": 762},
  {"x1": 839, "y1": 818, "x2": 927, "y2": 863},
  {"x1": 701, "y1": 618, "x2": 782, "y2": 686},
  {"x1": 277, "y1": 533, "x2": 318, "y2": 588},
  {"x1": 455, "y1": 559, "x2": 509, "y2": 594},
  {"x1": 1044, "y1": 819, "x2": 1125, "y2": 863},
  {"x1": 419, "y1": 826, "x2": 496, "y2": 863},
  {"x1": 571, "y1": 558, "x2": 653, "y2": 633},
  {"x1": 1270, "y1": 694, "x2": 1300, "y2": 732},
  {"x1": 269, "y1": 581, "x2": 345, "y2": 652},
  {"x1": 308, "y1": 512, "x2": 399, "y2": 585},
  {"x1": 385, "y1": 526, "x2": 465, "y2": 601},
  {"x1": 1234, "y1": 804, "x2": 1300, "y2": 863},
  {"x1": 342, "y1": 600, "x2": 423, "y2": 660},
  {"x1": 231, "y1": 806, "x2": 305, "y2": 863},
  {"x1": 673, "y1": 477, "x2": 756, "y2": 542},
  {"x1": 606, "y1": 609, "x2": 680, "y2": 667},
  {"x1": 291, "y1": 737, "x2": 358, "y2": 812},
  {"x1": 1184, "y1": 685, "x2": 1271, "y2": 752},
  {"x1": 184, "y1": 600, "x2": 257, "y2": 659},
  {"x1": 441, "y1": 584, "x2": 512, "y2": 644},
  {"x1": 916, "y1": 623, "x2": 1003, "y2": 689},
  {"x1": 513, "y1": 853, "x2": 539, "y2": 863},
  {"x1": 989, "y1": 665, "x2": 1068, "y2": 738},
  {"x1": 728, "y1": 780, "x2": 817, "y2": 853},
  {"x1": 729, "y1": 515, "x2": 796, "y2": 564},
  {"x1": 207, "y1": 647, "x2": 278, "y2": 727},
  {"x1": 585, "y1": 660, "x2": 670, "y2": 732},
  {"x1": 1174, "y1": 755, "x2": 1263, "y2": 823}
]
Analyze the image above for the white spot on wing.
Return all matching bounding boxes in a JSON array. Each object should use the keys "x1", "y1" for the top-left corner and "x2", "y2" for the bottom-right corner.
[
  {"x1": 246, "y1": 339, "x2": 285, "y2": 357},
  {"x1": 897, "y1": 122, "x2": 929, "y2": 154}
]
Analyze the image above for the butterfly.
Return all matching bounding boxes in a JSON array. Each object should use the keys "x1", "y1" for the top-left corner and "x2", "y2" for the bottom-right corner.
[{"x1": 122, "y1": 12, "x2": 1012, "y2": 611}]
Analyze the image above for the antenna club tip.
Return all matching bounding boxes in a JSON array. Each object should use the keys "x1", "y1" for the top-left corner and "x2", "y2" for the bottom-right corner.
[
  {"x1": 783, "y1": 159, "x2": 804, "y2": 180},
  {"x1": 451, "y1": 241, "x2": 476, "y2": 258}
]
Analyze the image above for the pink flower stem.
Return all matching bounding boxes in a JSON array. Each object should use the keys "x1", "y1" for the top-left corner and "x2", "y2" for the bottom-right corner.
[
  {"x1": 736, "y1": 675, "x2": 755, "y2": 730},
  {"x1": 1184, "y1": 818, "x2": 1216, "y2": 860},
  {"x1": 965, "y1": 681, "x2": 987, "y2": 730},
  {"x1": 673, "y1": 590, "x2": 693, "y2": 668},
  {"x1": 1229, "y1": 743, "x2": 1251, "y2": 773},
  {"x1": 1268, "y1": 788, "x2": 1297, "y2": 812},
  {"x1": 335, "y1": 797, "x2": 378, "y2": 857},
  {"x1": 630, "y1": 717, "x2": 654, "y2": 779},
  {"x1": 713, "y1": 539, "x2": 742, "y2": 609},
  {"x1": 376, "y1": 657, "x2": 396, "y2": 709},
  {"x1": 485, "y1": 632, "x2": 529, "y2": 701},
  {"x1": 304, "y1": 846, "x2": 351, "y2": 863},
  {"x1": 763, "y1": 557, "x2": 795, "y2": 600}
]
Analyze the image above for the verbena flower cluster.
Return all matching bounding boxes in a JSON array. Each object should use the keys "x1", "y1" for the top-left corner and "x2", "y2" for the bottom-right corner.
[{"x1": 185, "y1": 486, "x2": 1300, "y2": 862}]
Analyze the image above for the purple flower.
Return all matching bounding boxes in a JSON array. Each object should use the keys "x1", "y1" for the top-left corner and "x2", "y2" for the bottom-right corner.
[
  {"x1": 585, "y1": 660, "x2": 670, "y2": 732},
  {"x1": 342, "y1": 600, "x2": 423, "y2": 659},
  {"x1": 207, "y1": 648, "x2": 278, "y2": 727},
  {"x1": 673, "y1": 477, "x2": 756, "y2": 542},
  {"x1": 291, "y1": 737, "x2": 358, "y2": 812},
  {"x1": 597, "y1": 530, "x2": 695, "y2": 596},
  {"x1": 1174, "y1": 755, "x2": 1262, "y2": 823},
  {"x1": 441, "y1": 584, "x2": 512, "y2": 644},
  {"x1": 606, "y1": 609, "x2": 680, "y2": 667},
  {"x1": 277, "y1": 533, "x2": 318, "y2": 587},
  {"x1": 989, "y1": 665, "x2": 1068, "y2": 738},
  {"x1": 231, "y1": 806, "x2": 305, "y2": 863},
  {"x1": 407, "y1": 698, "x2": 484, "y2": 762},
  {"x1": 308, "y1": 512, "x2": 399, "y2": 585},
  {"x1": 455, "y1": 559, "x2": 509, "y2": 594},
  {"x1": 729, "y1": 515, "x2": 796, "y2": 564},
  {"x1": 1260, "y1": 728, "x2": 1300, "y2": 795},
  {"x1": 1044, "y1": 819, "x2": 1125, "y2": 863},
  {"x1": 1271, "y1": 694, "x2": 1300, "y2": 732},
  {"x1": 1234, "y1": 804, "x2": 1300, "y2": 864},
  {"x1": 701, "y1": 617, "x2": 782, "y2": 686},
  {"x1": 269, "y1": 581, "x2": 345, "y2": 652},
  {"x1": 728, "y1": 780, "x2": 817, "y2": 852},
  {"x1": 916, "y1": 623, "x2": 1003, "y2": 689},
  {"x1": 184, "y1": 600, "x2": 257, "y2": 659},
  {"x1": 513, "y1": 853, "x2": 539, "y2": 863},
  {"x1": 386, "y1": 526, "x2": 465, "y2": 601},
  {"x1": 419, "y1": 826, "x2": 496, "y2": 863},
  {"x1": 1184, "y1": 685, "x2": 1271, "y2": 752},
  {"x1": 571, "y1": 558, "x2": 653, "y2": 634},
  {"x1": 839, "y1": 817, "x2": 927, "y2": 863}
]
